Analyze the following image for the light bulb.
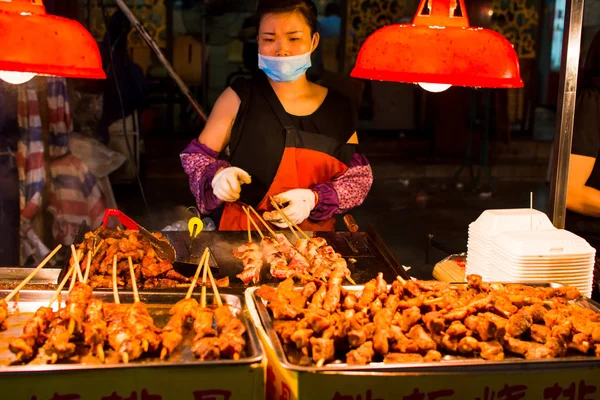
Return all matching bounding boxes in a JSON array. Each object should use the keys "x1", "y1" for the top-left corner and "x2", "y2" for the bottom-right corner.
[
  {"x1": 418, "y1": 82, "x2": 452, "y2": 93},
  {"x1": 0, "y1": 71, "x2": 36, "y2": 85}
]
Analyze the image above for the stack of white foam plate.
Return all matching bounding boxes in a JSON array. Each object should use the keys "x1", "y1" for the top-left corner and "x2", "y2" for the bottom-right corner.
[
  {"x1": 466, "y1": 209, "x2": 554, "y2": 281},
  {"x1": 488, "y1": 229, "x2": 595, "y2": 297}
]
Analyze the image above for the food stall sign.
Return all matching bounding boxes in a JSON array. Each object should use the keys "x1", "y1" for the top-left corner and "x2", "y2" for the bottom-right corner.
[
  {"x1": 262, "y1": 332, "x2": 600, "y2": 400},
  {"x1": 0, "y1": 362, "x2": 265, "y2": 400}
]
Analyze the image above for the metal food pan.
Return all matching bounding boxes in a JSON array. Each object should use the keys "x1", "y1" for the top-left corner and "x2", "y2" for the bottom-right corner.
[
  {"x1": 250, "y1": 283, "x2": 600, "y2": 373},
  {"x1": 0, "y1": 290, "x2": 262, "y2": 373}
]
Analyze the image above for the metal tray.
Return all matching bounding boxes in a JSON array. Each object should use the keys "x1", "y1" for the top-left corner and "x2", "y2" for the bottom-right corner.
[
  {"x1": 0, "y1": 289, "x2": 262, "y2": 373},
  {"x1": 250, "y1": 284, "x2": 600, "y2": 373}
]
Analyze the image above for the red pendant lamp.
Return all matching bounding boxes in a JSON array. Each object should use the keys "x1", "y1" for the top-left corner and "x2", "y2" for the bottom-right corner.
[
  {"x1": 350, "y1": 0, "x2": 523, "y2": 92},
  {"x1": 0, "y1": 0, "x2": 105, "y2": 84}
]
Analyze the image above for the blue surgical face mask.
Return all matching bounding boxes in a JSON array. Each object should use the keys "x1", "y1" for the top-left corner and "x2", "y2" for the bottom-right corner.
[{"x1": 258, "y1": 52, "x2": 312, "y2": 83}]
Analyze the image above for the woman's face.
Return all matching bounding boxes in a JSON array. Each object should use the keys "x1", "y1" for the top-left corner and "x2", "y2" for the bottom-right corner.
[{"x1": 258, "y1": 11, "x2": 318, "y2": 57}]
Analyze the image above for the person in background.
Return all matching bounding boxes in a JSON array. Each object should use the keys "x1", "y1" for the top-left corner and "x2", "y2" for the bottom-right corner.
[
  {"x1": 97, "y1": 11, "x2": 146, "y2": 145},
  {"x1": 318, "y1": 2, "x2": 341, "y2": 40},
  {"x1": 180, "y1": 0, "x2": 372, "y2": 231},
  {"x1": 566, "y1": 29, "x2": 600, "y2": 300}
]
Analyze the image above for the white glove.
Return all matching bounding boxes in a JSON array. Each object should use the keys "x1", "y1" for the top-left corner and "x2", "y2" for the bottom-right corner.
[
  {"x1": 211, "y1": 167, "x2": 251, "y2": 202},
  {"x1": 263, "y1": 189, "x2": 316, "y2": 228}
]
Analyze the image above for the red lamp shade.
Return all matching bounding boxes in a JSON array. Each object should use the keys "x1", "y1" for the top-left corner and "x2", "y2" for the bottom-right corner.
[
  {"x1": 0, "y1": 0, "x2": 105, "y2": 80},
  {"x1": 350, "y1": 0, "x2": 523, "y2": 89}
]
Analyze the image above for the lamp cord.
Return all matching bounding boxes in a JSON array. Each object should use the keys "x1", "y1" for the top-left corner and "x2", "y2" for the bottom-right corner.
[{"x1": 100, "y1": 0, "x2": 153, "y2": 225}]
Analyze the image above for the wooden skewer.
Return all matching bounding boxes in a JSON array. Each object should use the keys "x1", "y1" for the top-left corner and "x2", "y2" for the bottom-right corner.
[
  {"x1": 68, "y1": 260, "x2": 79, "y2": 292},
  {"x1": 128, "y1": 256, "x2": 140, "y2": 304},
  {"x1": 200, "y1": 251, "x2": 209, "y2": 309},
  {"x1": 248, "y1": 205, "x2": 277, "y2": 238},
  {"x1": 346, "y1": 276, "x2": 356, "y2": 285},
  {"x1": 48, "y1": 265, "x2": 75, "y2": 308},
  {"x1": 112, "y1": 255, "x2": 120, "y2": 304},
  {"x1": 269, "y1": 196, "x2": 310, "y2": 240},
  {"x1": 97, "y1": 344, "x2": 105, "y2": 363},
  {"x1": 246, "y1": 207, "x2": 252, "y2": 243},
  {"x1": 269, "y1": 198, "x2": 299, "y2": 240},
  {"x1": 396, "y1": 275, "x2": 407, "y2": 285},
  {"x1": 5, "y1": 244, "x2": 62, "y2": 302},
  {"x1": 186, "y1": 247, "x2": 209, "y2": 300},
  {"x1": 127, "y1": 256, "x2": 147, "y2": 352},
  {"x1": 243, "y1": 206, "x2": 264, "y2": 239},
  {"x1": 206, "y1": 253, "x2": 223, "y2": 308},
  {"x1": 93, "y1": 239, "x2": 104, "y2": 256},
  {"x1": 71, "y1": 245, "x2": 84, "y2": 282},
  {"x1": 83, "y1": 251, "x2": 92, "y2": 284}
]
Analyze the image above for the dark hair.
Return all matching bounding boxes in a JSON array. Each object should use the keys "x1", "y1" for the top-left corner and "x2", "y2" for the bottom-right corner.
[
  {"x1": 257, "y1": 0, "x2": 318, "y2": 36},
  {"x1": 325, "y1": 2, "x2": 341, "y2": 17}
]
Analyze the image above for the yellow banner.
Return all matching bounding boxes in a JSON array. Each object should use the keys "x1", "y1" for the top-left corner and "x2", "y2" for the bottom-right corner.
[
  {"x1": 1, "y1": 363, "x2": 264, "y2": 400},
  {"x1": 299, "y1": 368, "x2": 600, "y2": 400}
]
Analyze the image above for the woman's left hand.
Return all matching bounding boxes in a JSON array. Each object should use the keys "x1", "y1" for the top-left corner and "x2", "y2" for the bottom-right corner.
[{"x1": 263, "y1": 189, "x2": 317, "y2": 228}]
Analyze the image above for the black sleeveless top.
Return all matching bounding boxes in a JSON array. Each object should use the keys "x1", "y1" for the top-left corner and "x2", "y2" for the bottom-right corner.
[{"x1": 228, "y1": 71, "x2": 358, "y2": 206}]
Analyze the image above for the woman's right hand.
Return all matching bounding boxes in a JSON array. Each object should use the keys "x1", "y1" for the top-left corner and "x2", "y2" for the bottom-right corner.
[{"x1": 211, "y1": 167, "x2": 252, "y2": 202}]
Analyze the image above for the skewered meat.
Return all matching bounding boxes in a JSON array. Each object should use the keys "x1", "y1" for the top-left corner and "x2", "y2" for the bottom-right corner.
[
  {"x1": 0, "y1": 299, "x2": 7, "y2": 331},
  {"x1": 234, "y1": 242, "x2": 264, "y2": 285},
  {"x1": 505, "y1": 313, "x2": 533, "y2": 338},
  {"x1": 310, "y1": 337, "x2": 335, "y2": 363},
  {"x1": 9, "y1": 307, "x2": 54, "y2": 362},
  {"x1": 446, "y1": 321, "x2": 468, "y2": 337},
  {"x1": 346, "y1": 341, "x2": 374, "y2": 365},
  {"x1": 384, "y1": 353, "x2": 423, "y2": 363},
  {"x1": 66, "y1": 282, "x2": 93, "y2": 334},
  {"x1": 275, "y1": 321, "x2": 298, "y2": 344},
  {"x1": 389, "y1": 325, "x2": 420, "y2": 353},
  {"x1": 43, "y1": 320, "x2": 77, "y2": 362},
  {"x1": 84, "y1": 299, "x2": 107, "y2": 359},
  {"x1": 464, "y1": 315, "x2": 497, "y2": 342},
  {"x1": 407, "y1": 325, "x2": 437, "y2": 352},
  {"x1": 401, "y1": 307, "x2": 421, "y2": 332},
  {"x1": 479, "y1": 340, "x2": 504, "y2": 361},
  {"x1": 262, "y1": 272, "x2": 600, "y2": 367},
  {"x1": 77, "y1": 227, "x2": 180, "y2": 289},
  {"x1": 124, "y1": 302, "x2": 161, "y2": 352},
  {"x1": 424, "y1": 349, "x2": 443, "y2": 362},
  {"x1": 458, "y1": 336, "x2": 479, "y2": 355},
  {"x1": 192, "y1": 337, "x2": 221, "y2": 360},
  {"x1": 530, "y1": 324, "x2": 551, "y2": 344}
]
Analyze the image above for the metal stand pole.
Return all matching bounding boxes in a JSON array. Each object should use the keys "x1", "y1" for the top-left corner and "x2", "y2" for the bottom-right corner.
[
  {"x1": 114, "y1": 0, "x2": 208, "y2": 122},
  {"x1": 548, "y1": 0, "x2": 585, "y2": 228}
]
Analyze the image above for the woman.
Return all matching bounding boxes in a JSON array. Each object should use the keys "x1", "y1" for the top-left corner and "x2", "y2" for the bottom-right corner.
[
  {"x1": 180, "y1": 0, "x2": 372, "y2": 231},
  {"x1": 566, "y1": 29, "x2": 600, "y2": 300}
]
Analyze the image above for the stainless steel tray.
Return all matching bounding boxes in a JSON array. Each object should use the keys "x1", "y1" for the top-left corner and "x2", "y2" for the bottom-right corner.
[
  {"x1": 251, "y1": 284, "x2": 600, "y2": 373},
  {"x1": 0, "y1": 289, "x2": 262, "y2": 372}
]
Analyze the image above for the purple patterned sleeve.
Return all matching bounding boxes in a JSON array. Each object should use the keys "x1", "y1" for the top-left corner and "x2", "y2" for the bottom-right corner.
[
  {"x1": 180, "y1": 140, "x2": 231, "y2": 215},
  {"x1": 309, "y1": 153, "x2": 373, "y2": 220}
]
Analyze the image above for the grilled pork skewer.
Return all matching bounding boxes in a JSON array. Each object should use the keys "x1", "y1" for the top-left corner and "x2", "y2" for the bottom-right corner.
[
  {"x1": 160, "y1": 248, "x2": 208, "y2": 359},
  {"x1": 192, "y1": 256, "x2": 219, "y2": 360},
  {"x1": 9, "y1": 307, "x2": 55, "y2": 363},
  {"x1": 105, "y1": 255, "x2": 142, "y2": 364},
  {"x1": 10, "y1": 262, "x2": 78, "y2": 363},
  {"x1": 0, "y1": 244, "x2": 62, "y2": 331},
  {"x1": 234, "y1": 207, "x2": 266, "y2": 285},
  {"x1": 84, "y1": 299, "x2": 107, "y2": 361},
  {"x1": 208, "y1": 263, "x2": 246, "y2": 360}
]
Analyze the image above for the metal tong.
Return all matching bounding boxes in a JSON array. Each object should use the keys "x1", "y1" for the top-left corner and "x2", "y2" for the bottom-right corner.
[{"x1": 102, "y1": 209, "x2": 177, "y2": 262}]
